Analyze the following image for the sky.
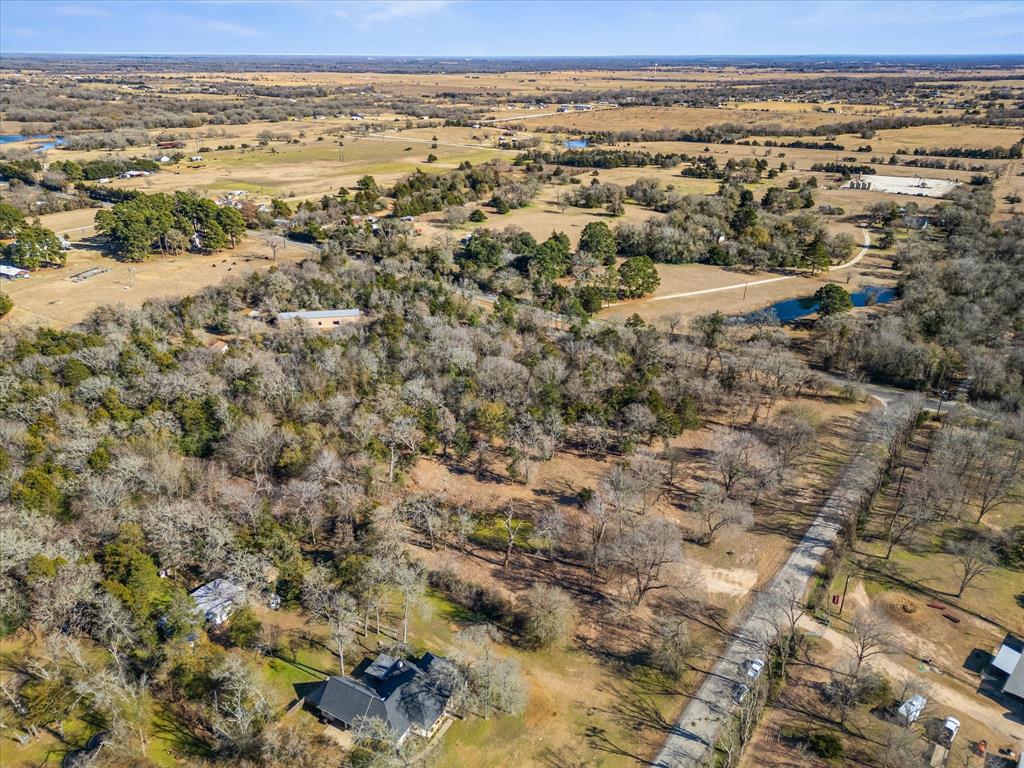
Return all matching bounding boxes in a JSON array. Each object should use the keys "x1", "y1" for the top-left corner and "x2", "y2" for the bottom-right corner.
[{"x1": 1, "y1": 0, "x2": 1022, "y2": 57}]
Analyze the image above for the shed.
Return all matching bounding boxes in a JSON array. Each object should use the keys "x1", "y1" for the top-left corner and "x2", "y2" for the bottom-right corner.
[
  {"x1": 0, "y1": 265, "x2": 31, "y2": 279},
  {"x1": 276, "y1": 308, "x2": 363, "y2": 330},
  {"x1": 992, "y1": 636, "x2": 1024, "y2": 700}
]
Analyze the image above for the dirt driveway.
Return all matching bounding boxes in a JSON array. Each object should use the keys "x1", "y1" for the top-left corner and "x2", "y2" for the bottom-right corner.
[{"x1": 797, "y1": 616, "x2": 1024, "y2": 743}]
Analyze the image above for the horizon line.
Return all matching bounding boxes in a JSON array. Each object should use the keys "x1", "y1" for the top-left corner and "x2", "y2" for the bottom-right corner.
[{"x1": 4, "y1": 51, "x2": 1024, "y2": 59}]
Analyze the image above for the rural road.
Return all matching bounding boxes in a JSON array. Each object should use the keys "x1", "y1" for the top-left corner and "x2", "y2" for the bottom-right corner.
[
  {"x1": 475, "y1": 105, "x2": 617, "y2": 124},
  {"x1": 818, "y1": 372, "x2": 971, "y2": 415},
  {"x1": 348, "y1": 133, "x2": 503, "y2": 153},
  {"x1": 608, "y1": 228, "x2": 871, "y2": 307},
  {"x1": 652, "y1": 405, "x2": 903, "y2": 768}
]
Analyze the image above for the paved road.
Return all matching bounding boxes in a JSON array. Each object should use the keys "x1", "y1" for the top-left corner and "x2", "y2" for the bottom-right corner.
[
  {"x1": 609, "y1": 228, "x2": 871, "y2": 307},
  {"x1": 818, "y1": 371, "x2": 969, "y2": 415},
  {"x1": 653, "y1": 406, "x2": 903, "y2": 768}
]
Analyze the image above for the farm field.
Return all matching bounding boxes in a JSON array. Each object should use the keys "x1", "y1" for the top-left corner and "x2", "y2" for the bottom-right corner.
[{"x1": 1, "y1": 232, "x2": 310, "y2": 328}]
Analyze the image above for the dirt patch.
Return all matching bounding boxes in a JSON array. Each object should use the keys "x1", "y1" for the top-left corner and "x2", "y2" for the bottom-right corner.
[{"x1": 701, "y1": 566, "x2": 759, "y2": 596}]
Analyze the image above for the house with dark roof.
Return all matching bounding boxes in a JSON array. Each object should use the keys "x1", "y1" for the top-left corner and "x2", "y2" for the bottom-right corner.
[{"x1": 304, "y1": 652, "x2": 454, "y2": 744}]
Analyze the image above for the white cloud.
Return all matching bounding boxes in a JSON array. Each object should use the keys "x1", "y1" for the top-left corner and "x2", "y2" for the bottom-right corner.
[
  {"x1": 204, "y1": 20, "x2": 262, "y2": 37},
  {"x1": 52, "y1": 3, "x2": 112, "y2": 17},
  {"x1": 334, "y1": 0, "x2": 454, "y2": 24}
]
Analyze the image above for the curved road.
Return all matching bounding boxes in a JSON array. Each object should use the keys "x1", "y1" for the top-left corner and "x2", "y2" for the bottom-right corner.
[{"x1": 609, "y1": 228, "x2": 871, "y2": 308}]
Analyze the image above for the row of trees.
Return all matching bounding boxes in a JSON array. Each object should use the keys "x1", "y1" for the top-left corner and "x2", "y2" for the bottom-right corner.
[
  {"x1": 456, "y1": 223, "x2": 660, "y2": 307},
  {"x1": 95, "y1": 191, "x2": 247, "y2": 260},
  {"x1": 614, "y1": 181, "x2": 856, "y2": 272}
]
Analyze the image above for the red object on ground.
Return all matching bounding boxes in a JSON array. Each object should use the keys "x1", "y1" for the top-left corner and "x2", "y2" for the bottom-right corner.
[
  {"x1": 927, "y1": 603, "x2": 946, "y2": 609},
  {"x1": 943, "y1": 613, "x2": 961, "y2": 623}
]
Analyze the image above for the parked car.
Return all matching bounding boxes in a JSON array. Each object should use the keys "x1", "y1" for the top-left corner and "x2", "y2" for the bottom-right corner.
[
  {"x1": 732, "y1": 683, "x2": 750, "y2": 704},
  {"x1": 896, "y1": 694, "x2": 926, "y2": 725},
  {"x1": 746, "y1": 658, "x2": 765, "y2": 680},
  {"x1": 942, "y1": 716, "x2": 960, "y2": 743}
]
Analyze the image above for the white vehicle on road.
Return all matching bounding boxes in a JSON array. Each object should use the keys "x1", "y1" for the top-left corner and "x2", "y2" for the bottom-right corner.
[{"x1": 746, "y1": 658, "x2": 765, "y2": 680}]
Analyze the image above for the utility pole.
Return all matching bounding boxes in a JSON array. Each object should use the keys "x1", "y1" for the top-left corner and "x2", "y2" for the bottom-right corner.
[
  {"x1": 896, "y1": 464, "x2": 908, "y2": 496},
  {"x1": 837, "y1": 574, "x2": 852, "y2": 615}
]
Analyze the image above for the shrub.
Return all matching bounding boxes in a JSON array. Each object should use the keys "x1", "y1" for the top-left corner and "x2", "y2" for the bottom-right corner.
[
  {"x1": 518, "y1": 584, "x2": 577, "y2": 649},
  {"x1": 225, "y1": 606, "x2": 263, "y2": 648},
  {"x1": 808, "y1": 731, "x2": 844, "y2": 758}
]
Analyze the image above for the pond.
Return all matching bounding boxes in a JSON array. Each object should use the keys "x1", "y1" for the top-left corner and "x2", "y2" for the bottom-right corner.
[
  {"x1": 737, "y1": 285, "x2": 897, "y2": 324},
  {"x1": 0, "y1": 134, "x2": 65, "y2": 151},
  {"x1": 563, "y1": 138, "x2": 588, "y2": 149}
]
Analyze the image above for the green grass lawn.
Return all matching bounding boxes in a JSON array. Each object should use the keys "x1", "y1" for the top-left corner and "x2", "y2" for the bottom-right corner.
[{"x1": 401, "y1": 592, "x2": 689, "y2": 768}]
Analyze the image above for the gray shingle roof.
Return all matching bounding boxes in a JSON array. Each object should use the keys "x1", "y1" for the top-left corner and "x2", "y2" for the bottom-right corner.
[
  {"x1": 307, "y1": 653, "x2": 453, "y2": 740},
  {"x1": 189, "y1": 578, "x2": 244, "y2": 623}
]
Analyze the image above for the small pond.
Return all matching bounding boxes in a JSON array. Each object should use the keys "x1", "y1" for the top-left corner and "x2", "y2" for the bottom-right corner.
[
  {"x1": 737, "y1": 285, "x2": 896, "y2": 324},
  {"x1": 563, "y1": 138, "x2": 588, "y2": 149},
  {"x1": 0, "y1": 134, "x2": 65, "y2": 151}
]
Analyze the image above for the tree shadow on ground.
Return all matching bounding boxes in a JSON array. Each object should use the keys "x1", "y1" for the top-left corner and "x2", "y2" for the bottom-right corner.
[{"x1": 151, "y1": 705, "x2": 214, "y2": 760}]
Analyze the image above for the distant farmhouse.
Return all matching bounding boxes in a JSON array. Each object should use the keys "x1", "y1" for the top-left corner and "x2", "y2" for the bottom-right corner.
[
  {"x1": 276, "y1": 308, "x2": 363, "y2": 330},
  {"x1": 304, "y1": 653, "x2": 454, "y2": 744}
]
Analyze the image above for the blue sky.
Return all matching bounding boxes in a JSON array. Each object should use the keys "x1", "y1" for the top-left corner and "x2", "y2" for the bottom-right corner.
[{"x1": 1, "y1": 1, "x2": 1022, "y2": 56}]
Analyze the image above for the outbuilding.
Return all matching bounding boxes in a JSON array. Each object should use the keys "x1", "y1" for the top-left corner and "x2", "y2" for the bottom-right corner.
[
  {"x1": 992, "y1": 635, "x2": 1024, "y2": 701},
  {"x1": 190, "y1": 578, "x2": 245, "y2": 626},
  {"x1": 276, "y1": 308, "x2": 363, "y2": 330},
  {"x1": 0, "y1": 265, "x2": 31, "y2": 279},
  {"x1": 897, "y1": 694, "x2": 926, "y2": 724}
]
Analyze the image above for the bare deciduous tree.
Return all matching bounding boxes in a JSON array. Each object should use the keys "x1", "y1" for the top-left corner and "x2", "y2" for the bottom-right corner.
[
  {"x1": 499, "y1": 501, "x2": 526, "y2": 570},
  {"x1": 518, "y1": 584, "x2": 577, "y2": 649},
  {"x1": 950, "y1": 541, "x2": 995, "y2": 598},
  {"x1": 694, "y1": 482, "x2": 754, "y2": 545},
  {"x1": 849, "y1": 610, "x2": 893, "y2": 675},
  {"x1": 209, "y1": 656, "x2": 271, "y2": 754},
  {"x1": 711, "y1": 428, "x2": 774, "y2": 501},
  {"x1": 611, "y1": 517, "x2": 684, "y2": 605}
]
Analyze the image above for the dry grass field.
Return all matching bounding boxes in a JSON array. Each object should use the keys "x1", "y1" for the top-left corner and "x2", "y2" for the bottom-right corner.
[
  {"x1": 0, "y1": 232, "x2": 309, "y2": 329},
  {"x1": 7, "y1": 110, "x2": 1014, "y2": 327},
  {"x1": 4, "y1": 61, "x2": 1020, "y2": 326}
]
